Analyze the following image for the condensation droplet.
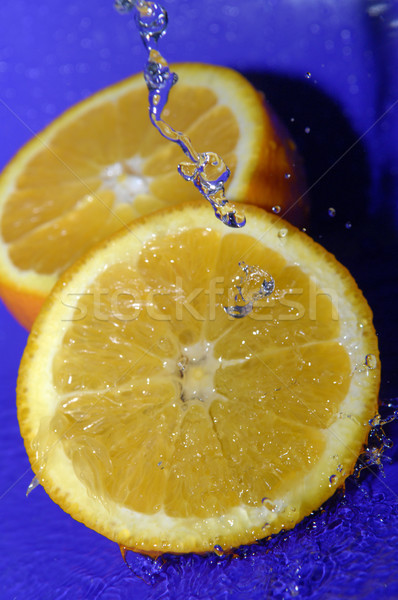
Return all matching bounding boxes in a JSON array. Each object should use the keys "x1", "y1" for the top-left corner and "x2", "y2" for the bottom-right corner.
[
  {"x1": 272, "y1": 205, "x2": 281, "y2": 214},
  {"x1": 304, "y1": 126, "x2": 311, "y2": 134},
  {"x1": 365, "y1": 354, "x2": 377, "y2": 370},
  {"x1": 278, "y1": 228, "x2": 288, "y2": 239},
  {"x1": 305, "y1": 71, "x2": 312, "y2": 79},
  {"x1": 328, "y1": 207, "x2": 336, "y2": 217},
  {"x1": 329, "y1": 474, "x2": 337, "y2": 485},
  {"x1": 345, "y1": 221, "x2": 352, "y2": 229},
  {"x1": 284, "y1": 172, "x2": 291, "y2": 179}
]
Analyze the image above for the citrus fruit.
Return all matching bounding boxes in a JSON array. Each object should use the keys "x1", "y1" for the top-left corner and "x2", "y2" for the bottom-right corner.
[
  {"x1": 17, "y1": 202, "x2": 379, "y2": 555},
  {"x1": 0, "y1": 63, "x2": 305, "y2": 330}
]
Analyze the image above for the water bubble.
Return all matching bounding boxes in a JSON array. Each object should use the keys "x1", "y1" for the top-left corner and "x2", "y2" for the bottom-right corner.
[
  {"x1": 305, "y1": 72, "x2": 312, "y2": 79},
  {"x1": 284, "y1": 172, "x2": 291, "y2": 179},
  {"x1": 345, "y1": 221, "x2": 352, "y2": 229},
  {"x1": 278, "y1": 228, "x2": 288, "y2": 239},
  {"x1": 329, "y1": 474, "x2": 337, "y2": 486},
  {"x1": 328, "y1": 207, "x2": 336, "y2": 217},
  {"x1": 365, "y1": 354, "x2": 377, "y2": 370},
  {"x1": 272, "y1": 205, "x2": 281, "y2": 214},
  {"x1": 304, "y1": 127, "x2": 311, "y2": 134},
  {"x1": 213, "y1": 544, "x2": 224, "y2": 556}
]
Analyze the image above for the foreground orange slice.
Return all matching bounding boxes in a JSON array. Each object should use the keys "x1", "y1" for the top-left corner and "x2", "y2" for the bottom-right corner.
[
  {"x1": 0, "y1": 63, "x2": 305, "y2": 330},
  {"x1": 17, "y1": 202, "x2": 379, "y2": 555}
]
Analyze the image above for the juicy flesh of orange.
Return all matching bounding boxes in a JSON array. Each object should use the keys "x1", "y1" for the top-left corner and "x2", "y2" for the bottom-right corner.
[{"x1": 49, "y1": 228, "x2": 350, "y2": 520}]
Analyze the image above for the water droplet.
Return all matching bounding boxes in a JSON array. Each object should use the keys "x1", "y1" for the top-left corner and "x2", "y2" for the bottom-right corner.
[
  {"x1": 284, "y1": 172, "x2": 291, "y2": 179},
  {"x1": 278, "y1": 228, "x2": 288, "y2": 239},
  {"x1": 305, "y1": 71, "x2": 312, "y2": 79},
  {"x1": 365, "y1": 354, "x2": 377, "y2": 370},
  {"x1": 329, "y1": 474, "x2": 337, "y2": 485},
  {"x1": 114, "y1": 0, "x2": 136, "y2": 14},
  {"x1": 345, "y1": 221, "x2": 352, "y2": 229},
  {"x1": 224, "y1": 262, "x2": 275, "y2": 319},
  {"x1": 304, "y1": 126, "x2": 311, "y2": 134},
  {"x1": 213, "y1": 544, "x2": 224, "y2": 556},
  {"x1": 26, "y1": 476, "x2": 40, "y2": 497},
  {"x1": 262, "y1": 522, "x2": 270, "y2": 530},
  {"x1": 272, "y1": 205, "x2": 281, "y2": 214},
  {"x1": 328, "y1": 207, "x2": 336, "y2": 217}
]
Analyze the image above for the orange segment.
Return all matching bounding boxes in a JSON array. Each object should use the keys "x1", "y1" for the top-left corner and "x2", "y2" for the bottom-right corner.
[{"x1": 17, "y1": 203, "x2": 379, "y2": 554}]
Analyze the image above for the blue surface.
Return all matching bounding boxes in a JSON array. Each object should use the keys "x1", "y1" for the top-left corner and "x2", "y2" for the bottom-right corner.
[{"x1": 1, "y1": 1, "x2": 398, "y2": 599}]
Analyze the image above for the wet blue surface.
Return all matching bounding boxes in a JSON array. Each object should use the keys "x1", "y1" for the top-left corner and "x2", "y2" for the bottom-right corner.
[{"x1": 1, "y1": 1, "x2": 398, "y2": 599}]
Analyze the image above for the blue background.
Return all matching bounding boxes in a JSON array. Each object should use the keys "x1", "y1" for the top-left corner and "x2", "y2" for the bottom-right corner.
[{"x1": 1, "y1": 1, "x2": 398, "y2": 598}]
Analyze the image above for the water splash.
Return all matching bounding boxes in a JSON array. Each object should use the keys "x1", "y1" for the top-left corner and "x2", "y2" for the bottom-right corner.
[
  {"x1": 224, "y1": 261, "x2": 275, "y2": 318},
  {"x1": 354, "y1": 405, "x2": 398, "y2": 478},
  {"x1": 115, "y1": 0, "x2": 245, "y2": 227}
]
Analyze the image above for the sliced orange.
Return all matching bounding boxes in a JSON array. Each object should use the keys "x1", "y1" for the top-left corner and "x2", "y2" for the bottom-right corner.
[
  {"x1": 17, "y1": 202, "x2": 379, "y2": 555},
  {"x1": 0, "y1": 63, "x2": 305, "y2": 330}
]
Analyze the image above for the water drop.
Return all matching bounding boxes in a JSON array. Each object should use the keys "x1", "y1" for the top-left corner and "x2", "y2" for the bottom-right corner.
[
  {"x1": 345, "y1": 221, "x2": 352, "y2": 229},
  {"x1": 304, "y1": 127, "x2": 311, "y2": 134},
  {"x1": 278, "y1": 228, "x2": 288, "y2": 239},
  {"x1": 213, "y1": 544, "x2": 224, "y2": 556},
  {"x1": 365, "y1": 354, "x2": 377, "y2": 370},
  {"x1": 329, "y1": 474, "x2": 337, "y2": 486},
  {"x1": 328, "y1": 207, "x2": 336, "y2": 217},
  {"x1": 272, "y1": 205, "x2": 281, "y2": 214},
  {"x1": 284, "y1": 172, "x2": 291, "y2": 179},
  {"x1": 305, "y1": 71, "x2": 312, "y2": 79},
  {"x1": 26, "y1": 476, "x2": 40, "y2": 497},
  {"x1": 114, "y1": 0, "x2": 136, "y2": 14}
]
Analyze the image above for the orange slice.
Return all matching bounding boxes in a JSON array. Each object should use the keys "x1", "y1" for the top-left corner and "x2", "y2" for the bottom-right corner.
[
  {"x1": 0, "y1": 63, "x2": 305, "y2": 330},
  {"x1": 17, "y1": 202, "x2": 379, "y2": 555}
]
